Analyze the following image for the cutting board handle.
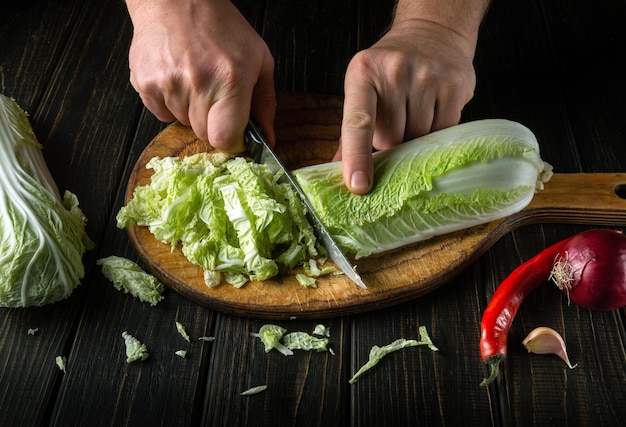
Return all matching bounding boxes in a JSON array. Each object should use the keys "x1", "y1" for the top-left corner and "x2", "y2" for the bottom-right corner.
[{"x1": 513, "y1": 173, "x2": 626, "y2": 227}]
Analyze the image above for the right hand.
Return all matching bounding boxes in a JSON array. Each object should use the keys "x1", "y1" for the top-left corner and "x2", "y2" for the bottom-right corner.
[{"x1": 126, "y1": 0, "x2": 277, "y2": 151}]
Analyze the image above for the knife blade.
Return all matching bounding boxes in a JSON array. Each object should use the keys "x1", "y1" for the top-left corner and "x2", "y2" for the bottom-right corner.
[{"x1": 244, "y1": 120, "x2": 367, "y2": 290}]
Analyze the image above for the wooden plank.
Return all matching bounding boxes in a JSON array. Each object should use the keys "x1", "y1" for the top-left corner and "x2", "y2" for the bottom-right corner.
[
  {"x1": 1, "y1": 2, "x2": 78, "y2": 109},
  {"x1": 349, "y1": 0, "x2": 626, "y2": 425},
  {"x1": 247, "y1": 0, "x2": 396, "y2": 94},
  {"x1": 0, "y1": 0, "x2": 625, "y2": 426},
  {"x1": 475, "y1": 0, "x2": 626, "y2": 425},
  {"x1": 33, "y1": 1, "x2": 143, "y2": 238},
  {"x1": 36, "y1": 2, "x2": 220, "y2": 425},
  {"x1": 349, "y1": 273, "x2": 497, "y2": 426},
  {"x1": 488, "y1": 225, "x2": 626, "y2": 426},
  {"x1": 203, "y1": 316, "x2": 349, "y2": 425},
  {"x1": 201, "y1": 2, "x2": 392, "y2": 425},
  {"x1": 0, "y1": 2, "x2": 96, "y2": 426}
]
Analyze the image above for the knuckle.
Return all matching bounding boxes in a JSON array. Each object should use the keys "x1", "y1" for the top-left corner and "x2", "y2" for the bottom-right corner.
[
  {"x1": 214, "y1": 62, "x2": 245, "y2": 91},
  {"x1": 348, "y1": 50, "x2": 374, "y2": 70},
  {"x1": 381, "y1": 52, "x2": 411, "y2": 82},
  {"x1": 343, "y1": 109, "x2": 375, "y2": 131}
]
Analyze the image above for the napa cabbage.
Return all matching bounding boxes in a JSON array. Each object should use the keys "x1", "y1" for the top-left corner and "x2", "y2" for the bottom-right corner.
[
  {"x1": 293, "y1": 119, "x2": 552, "y2": 258},
  {"x1": 0, "y1": 94, "x2": 93, "y2": 307}
]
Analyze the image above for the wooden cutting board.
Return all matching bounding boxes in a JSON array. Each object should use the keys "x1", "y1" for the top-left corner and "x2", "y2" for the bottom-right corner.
[{"x1": 125, "y1": 92, "x2": 626, "y2": 319}]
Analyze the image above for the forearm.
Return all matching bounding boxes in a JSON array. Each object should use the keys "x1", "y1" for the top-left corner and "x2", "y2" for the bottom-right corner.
[
  {"x1": 124, "y1": 0, "x2": 229, "y2": 23},
  {"x1": 392, "y1": 0, "x2": 491, "y2": 50},
  {"x1": 125, "y1": 0, "x2": 152, "y2": 17}
]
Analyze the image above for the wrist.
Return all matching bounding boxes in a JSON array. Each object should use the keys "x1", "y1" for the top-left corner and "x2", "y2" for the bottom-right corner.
[{"x1": 392, "y1": 0, "x2": 490, "y2": 49}]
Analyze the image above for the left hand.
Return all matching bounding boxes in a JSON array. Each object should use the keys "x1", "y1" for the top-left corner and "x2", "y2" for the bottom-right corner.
[{"x1": 335, "y1": 19, "x2": 477, "y2": 194}]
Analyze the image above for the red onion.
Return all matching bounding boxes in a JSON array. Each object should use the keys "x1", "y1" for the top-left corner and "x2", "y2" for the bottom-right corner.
[{"x1": 550, "y1": 229, "x2": 626, "y2": 311}]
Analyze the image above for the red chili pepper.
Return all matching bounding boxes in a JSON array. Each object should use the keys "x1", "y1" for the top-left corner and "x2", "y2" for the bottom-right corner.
[{"x1": 479, "y1": 236, "x2": 572, "y2": 386}]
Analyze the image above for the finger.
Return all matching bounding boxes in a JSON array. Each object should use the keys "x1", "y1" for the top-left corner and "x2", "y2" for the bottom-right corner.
[
  {"x1": 341, "y1": 77, "x2": 378, "y2": 194},
  {"x1": 163, "y1": 88, "x2": 191, "y2": 127},
  {"x1": 165, "y1": 97, "x2": 190, "y2": 126},
  {"x1": 188, "y1": 93, "x2": 211, "y2": 142},
  {"x1": 250, "y1": 54, "x2": 277, "y2": 146},
  {"x1": 332, "y1": 140, "x2": 342, "y2": 162},
  {"x1": 129, "y1": 68, "x2": 176, "y2": 123},
  {"x1": 136, "y1": 90, "x2": 177, "y2": 124},
  {"x1": 372, "y1": 90, "x2": 407, "y2": 150},
  {"x1": 405, "y1": 86, "x2": 436, "y2": 140},
  {"x1": 431, "y1": 84, "x2": 474, "y2": 132},
  {"x1": 432, "y1": 99, "x2": 463, "y2": 133},
  {"x1": 368, "y1": 53, "x2": 408, "y2": 150},
  {"x1": 206, "y1": 91, "x2": 252, "y2": 153}
]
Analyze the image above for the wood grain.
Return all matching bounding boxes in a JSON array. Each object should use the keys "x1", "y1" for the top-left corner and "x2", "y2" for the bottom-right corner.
[
  {"x1": 123, "y1": 93, "x2": 626, "y2": 319},
  {"x1": 3, "y1": 1, "x2": 626, "y2": 426}
]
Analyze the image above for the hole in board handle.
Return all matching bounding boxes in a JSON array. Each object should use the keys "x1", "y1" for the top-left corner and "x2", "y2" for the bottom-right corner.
[{"x1": 615, "y1": 184, "x2": 626, "y2": 200}]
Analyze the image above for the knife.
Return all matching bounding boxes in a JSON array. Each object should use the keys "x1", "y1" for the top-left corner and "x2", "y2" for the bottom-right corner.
[{"x1": 244, "y1": 120, "x2": 367, "y2": 290}]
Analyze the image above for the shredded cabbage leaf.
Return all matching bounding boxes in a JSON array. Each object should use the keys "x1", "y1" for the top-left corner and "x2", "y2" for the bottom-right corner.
[
  {"x1": 122, "y1": 331, "x2": 149, "y2": 363},
  {"x1": 313, "y1": 324, "x2": 331, "y2": 338},
  {"x1": 295, "y1": 273, "x2": 317, "y2": 288},
  {"x1": 282, "y1": 332, "x2": 329, "y2": 352},
  {"x1": 176, "y1": 321, "x2": 191, "y2": 341},
  {"x1": 240, "y1": 385, "x2": 267, "y2": 396},
  {"x1": 0, "y1": 94, "x2": 93, "y2": 307},
  {"x1": 293, "y1": 119, "x2": 552, "y2": 258},
  {"x1": 254, "y1": 324, "x2": 331, "y2": 355},
  {"x1": 349, "y1": 326, "x2": 438, "y2": 384},
  {"x1": 97, "y1": 256, "x2": 165, "y2": 306},
  {"x1": 55, "y1": 356, "x2": 67, "y2": 373},
  {"x1": 255, "y1": 324, "x2": 293, "y2": 356}
]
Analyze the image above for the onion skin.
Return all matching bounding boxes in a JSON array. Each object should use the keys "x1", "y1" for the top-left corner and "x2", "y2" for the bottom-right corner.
[{"x1": 551, "y1": 229, "x2": 626, "y2": 311}]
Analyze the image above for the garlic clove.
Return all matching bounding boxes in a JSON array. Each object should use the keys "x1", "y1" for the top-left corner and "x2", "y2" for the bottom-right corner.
[{"x1": 522, "y1": 326, "x2": 578, "y2": 369}]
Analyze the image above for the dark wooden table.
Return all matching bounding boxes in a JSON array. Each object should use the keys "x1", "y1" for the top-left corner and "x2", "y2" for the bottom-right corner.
[{"x1": 2, "y1": 0, "x2": 626, "y2": 426}]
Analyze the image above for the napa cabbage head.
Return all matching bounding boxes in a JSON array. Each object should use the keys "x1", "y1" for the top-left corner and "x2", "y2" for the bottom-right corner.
[
  {"x1": 293, "y1": 119, "x2": 552, "y2": 258},
  {"x1": 0, "y1": 94, "x2": 93, "y2": 307}
]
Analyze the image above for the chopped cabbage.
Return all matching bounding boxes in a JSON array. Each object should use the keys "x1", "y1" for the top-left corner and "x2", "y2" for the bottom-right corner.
[
  {"x1": 313, "y1": 324, "x2": 331, "y2": 337},
  {"x1": 97, "y1": 256, "x2": 165, "y2": 306},
  {"x1": 55, "y1": 356, "x2": 67, "y2": 373},
  {"x1": 0, "y1": 94, "x2": 93, "y2": 307},
  {"x1": 176, "y1": 321, "x2": 191, "y2": 341},
  {"x1": 295, "y1": 273, "x2": 317, "y2": 288},
  {"x1": 122, "y1": 331, "x2": 149, "y2": 363},
  {"x1": 240, "y1": 385, "x2": 267, "y2": 396},
  {"x1": 254, "y1": 324, "x2": 331, "y2": 355},
  {"x1": 282, "y1": 332, "x2": 329, "y2": 352},
  {"x1": 255, "y1": 324, "x2": 293, "y2": 356},
  {"x1": 349, "y1": 326, "x2": 438, "y2": 384},
  {"x1": 117, "y1": 153, "x2": 321, "y2": 287},
  {"x1": 293, "y1": 119, "x2": 552, "y2": 258}
]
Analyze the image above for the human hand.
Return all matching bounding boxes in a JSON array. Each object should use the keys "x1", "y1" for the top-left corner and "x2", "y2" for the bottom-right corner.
[
  {"x1": 125, "y1": 0, "x2": 276, "y2": 151},
  {"x1": 335, "y1": 19, "x2": 478, "y2": 194}
]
